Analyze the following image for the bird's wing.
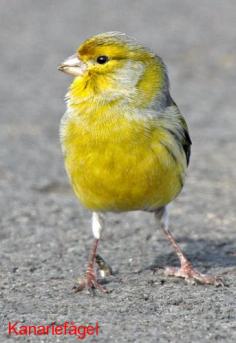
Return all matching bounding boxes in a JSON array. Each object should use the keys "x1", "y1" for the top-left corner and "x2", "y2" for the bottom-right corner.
[
  {"x1": 155, "y1": 96, "x2": 192, "y2": 167},
  {"x1": 178, "y1": 115, "x2": 192, "y2": 166}
]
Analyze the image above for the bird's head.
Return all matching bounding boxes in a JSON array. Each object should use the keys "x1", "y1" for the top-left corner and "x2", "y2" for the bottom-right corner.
[{"x1": 58, "y1": 32, "x2": 169, "y2": 108}]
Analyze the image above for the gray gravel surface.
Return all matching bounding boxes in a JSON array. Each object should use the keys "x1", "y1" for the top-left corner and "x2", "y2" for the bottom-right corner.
[{"x1": 1, "y1": 1, "x2": 236, "y2": 342}]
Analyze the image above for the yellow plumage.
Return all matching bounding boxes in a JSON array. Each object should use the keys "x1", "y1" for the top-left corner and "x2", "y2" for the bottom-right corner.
[
  {"x1": 61, "y1": 108, "x2": 185, "y2": 212},
  {"x1": 59, "y1": 32, "x2": 189, "y2": 213},
  {"x1": 58, "y1": 33, "x2": 223, "y2": 291}
]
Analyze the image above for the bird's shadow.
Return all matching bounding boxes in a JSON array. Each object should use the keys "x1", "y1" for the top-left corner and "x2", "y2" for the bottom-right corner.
[{"x1": 146, "y1": 237, "x2": 236, "y2": 272}]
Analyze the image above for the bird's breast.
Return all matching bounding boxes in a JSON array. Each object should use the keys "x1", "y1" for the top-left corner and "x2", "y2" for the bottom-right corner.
[{"x1": 60, "y1": 109, "x2": 185, "y2": 212}]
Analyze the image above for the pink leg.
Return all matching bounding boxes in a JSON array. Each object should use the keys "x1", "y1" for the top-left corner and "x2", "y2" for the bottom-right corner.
[
  {"x1": 162, "y1": 227, "x2": 224, "y2": 286},
  {"x1": 73, "y1": 239, "x2": 109, "y2": 293}
]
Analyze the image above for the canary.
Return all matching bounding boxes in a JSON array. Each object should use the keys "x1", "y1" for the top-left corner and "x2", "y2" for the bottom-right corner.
[{"x1": 58, "y1": 32, "x2": 221, "y2": 292}]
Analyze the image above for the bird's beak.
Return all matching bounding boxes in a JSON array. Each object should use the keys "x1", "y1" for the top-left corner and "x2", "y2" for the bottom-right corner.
[{"x1": 58, "y1": 54, "x2": 87, "y2": 76}]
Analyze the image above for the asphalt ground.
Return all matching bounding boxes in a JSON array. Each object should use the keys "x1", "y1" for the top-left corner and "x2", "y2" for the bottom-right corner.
[{"x1": 0, "y1": 1, "x2": 236, "y2": 342}]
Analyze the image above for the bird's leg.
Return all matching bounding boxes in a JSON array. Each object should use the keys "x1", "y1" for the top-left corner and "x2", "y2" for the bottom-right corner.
[
  {"x1": 155, "y1": 207, "x2": 223, "y2": 286},
  {"x1": 73, "y1": 212, "x2": 109, "y2": 293}
]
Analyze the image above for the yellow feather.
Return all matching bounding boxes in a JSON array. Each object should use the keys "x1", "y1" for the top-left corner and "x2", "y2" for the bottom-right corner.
[
  {"x1": 61, "y1": 105, "x2": 185, "y2": 211},
  {"x1": 60, "y1": 32, "x2": 188, "y2": 212}
]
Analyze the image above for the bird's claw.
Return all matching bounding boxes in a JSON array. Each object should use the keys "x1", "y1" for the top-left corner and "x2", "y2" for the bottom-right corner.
[{"x1": 164, "y1": 265, "x2": 225, "y2": 287}]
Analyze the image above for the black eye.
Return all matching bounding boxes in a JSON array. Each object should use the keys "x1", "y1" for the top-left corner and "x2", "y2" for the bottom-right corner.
[{"x1": 96, "y1": 55, "x2": 109, "y2": 64}]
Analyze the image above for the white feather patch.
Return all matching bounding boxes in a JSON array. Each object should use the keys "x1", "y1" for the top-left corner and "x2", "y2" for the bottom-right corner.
[{"x1": 92, "y1": 212, "x2": 105, "y2": 239}]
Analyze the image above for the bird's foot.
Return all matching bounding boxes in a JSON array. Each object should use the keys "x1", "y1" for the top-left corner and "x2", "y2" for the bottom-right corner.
[
  {"x1": 164, "y1": 261, "x2": 224, "y2": 286},
  {"x1": 73, "y1": 266, "x2": 109, "y2": 294}
]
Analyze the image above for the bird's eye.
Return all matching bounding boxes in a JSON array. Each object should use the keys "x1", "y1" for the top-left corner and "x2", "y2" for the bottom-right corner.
[{"x1": 96, "y1": 56, "x2": 109, "y2": 64}]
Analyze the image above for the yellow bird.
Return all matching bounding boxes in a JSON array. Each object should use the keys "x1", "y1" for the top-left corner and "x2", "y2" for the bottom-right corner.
[{"x1": 58, "y1": 32, "x2": 221, "y2": 292}]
